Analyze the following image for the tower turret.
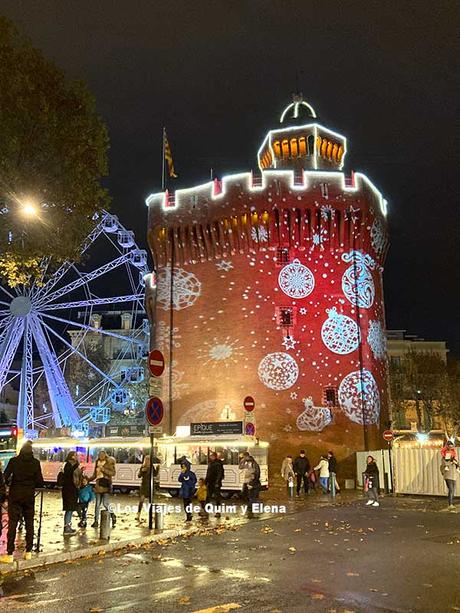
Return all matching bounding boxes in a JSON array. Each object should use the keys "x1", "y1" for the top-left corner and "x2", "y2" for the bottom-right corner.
[{"x1": 257, "y1": 94, "x2": 347, "y2": 172}]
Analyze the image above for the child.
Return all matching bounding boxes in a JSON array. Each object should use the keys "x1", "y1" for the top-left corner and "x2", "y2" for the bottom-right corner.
[
  {"x1": 78, "y1": 476, "x2": 95, "y2": 528},
  {"x1": 196, "y1": 478, "x2": 207, "y2": 514},
  {"x1": 178, "y1": 459, "x2": 197, "y2": 522}
]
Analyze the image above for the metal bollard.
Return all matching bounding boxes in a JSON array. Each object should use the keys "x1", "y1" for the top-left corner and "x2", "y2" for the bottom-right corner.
[
  {"x1": 154, "y1": 504, "x2": 166, "y2": 530},
  {"x1": 100, "y1": 510, "x2": 111, "y2": 540},
  {"x1": 288, "y1": 477, "x2": 295, "y2": 498},
  {"x1": 330, "y1": 472, "x2": 336, "y2": 498}
]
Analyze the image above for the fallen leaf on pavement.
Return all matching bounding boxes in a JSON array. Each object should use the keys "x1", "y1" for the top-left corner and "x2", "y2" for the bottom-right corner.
[
  {"x1": 191, "y1": 604, "x2": 241, "y2": 613},
  {"x1": 288, "y1": 547, "x2": 296, "y2": 553},
  {"x1": 178, "y1": 596, "x2": 191, "y2": 605},
  {"x1": 346, "y1": 572, "x2": 359, "y2": 576},
  {"x1": 311, "y1": 593, "x2": 325, "y2": 600}
]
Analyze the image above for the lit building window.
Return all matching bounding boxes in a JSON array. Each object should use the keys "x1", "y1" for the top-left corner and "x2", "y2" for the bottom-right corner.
[{"x1": 276, "y1": 247, "x2": 290, "y2": 266}]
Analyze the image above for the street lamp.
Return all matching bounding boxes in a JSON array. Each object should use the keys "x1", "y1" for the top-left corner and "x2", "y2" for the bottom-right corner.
[{"x1": 20, "y1": 201, "x2": 39, "y2": 218}]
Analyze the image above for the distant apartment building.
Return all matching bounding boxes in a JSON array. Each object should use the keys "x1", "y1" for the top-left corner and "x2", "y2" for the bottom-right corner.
[{"x1": 387, "y1": 330, "x2": 448, "y2": 431}]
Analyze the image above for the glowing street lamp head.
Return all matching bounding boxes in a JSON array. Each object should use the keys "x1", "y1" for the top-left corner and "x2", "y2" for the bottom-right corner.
[{"x1": 20, "y1": 201, "x2": 39, "y2": 218}]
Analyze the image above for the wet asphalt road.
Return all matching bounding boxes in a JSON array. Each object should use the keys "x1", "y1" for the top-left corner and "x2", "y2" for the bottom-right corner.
[{"x1": 1, "y1": 499, "x2": 459, "y2": 613}]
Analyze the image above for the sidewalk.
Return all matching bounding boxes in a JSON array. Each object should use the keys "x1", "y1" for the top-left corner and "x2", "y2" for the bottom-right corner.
[{"x1": 0, "y1": 487, "x2": 359, "y2": 572}]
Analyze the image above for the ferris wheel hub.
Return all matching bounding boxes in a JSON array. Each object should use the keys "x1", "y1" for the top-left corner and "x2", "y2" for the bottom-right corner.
[{"x1": 10, "y1": 296, "x2": 32, "y2": 317}]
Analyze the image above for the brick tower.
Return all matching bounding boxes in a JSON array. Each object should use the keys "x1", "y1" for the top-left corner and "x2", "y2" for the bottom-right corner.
[{"x1": 146, "y1": 96, "x2": 389, "y2": 474}]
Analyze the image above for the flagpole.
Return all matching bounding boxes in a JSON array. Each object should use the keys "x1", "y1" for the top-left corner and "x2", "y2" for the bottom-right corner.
[{"x1": 161, "y1": 126, "x2": 166, "y2": 191}]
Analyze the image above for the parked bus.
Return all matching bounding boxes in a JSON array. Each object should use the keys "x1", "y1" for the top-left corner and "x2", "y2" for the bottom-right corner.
[{"x1": 30, "y1": 434, "x2": 269, "y2": 496}]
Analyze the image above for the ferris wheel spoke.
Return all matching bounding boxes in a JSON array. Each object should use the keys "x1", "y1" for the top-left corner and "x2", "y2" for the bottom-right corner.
[
  {"x1": 0, "y1": 319, "x2": 25, "y2": 395},
  {"x1": 0, "y1": 285, "x2": 15, "y2": 300},
  {"x1": 38, "y1": 317, "x2": 120, "y2": 388},
  {"x1": 40, "y1": 311, "x2": 146, "y2": 346},
  {"x1": 29, "y1": 316, "x2": 80, "y2": 428},
  {"x1": 40, "y1": 294, "x2": 144, "y2": 312},
  {"x1": 35, "y1": 253, "x2": 135, "y2": 308},
  {"x1": 17, "y1": 322, "x2": 35, "y2": 432}
]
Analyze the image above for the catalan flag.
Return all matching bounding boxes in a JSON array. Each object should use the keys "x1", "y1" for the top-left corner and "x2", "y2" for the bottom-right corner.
[{"x1": 163, "y1": 128, "x2": 177, "y2": 179}]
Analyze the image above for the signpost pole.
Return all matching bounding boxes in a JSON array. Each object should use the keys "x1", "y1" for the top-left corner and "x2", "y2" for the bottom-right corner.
[
  {"x1": 148, "y1": 431, "x2": 154, "y2": 530},
  {"x1": 388, "y1": 440, "x2": 394, "y2": 494}
]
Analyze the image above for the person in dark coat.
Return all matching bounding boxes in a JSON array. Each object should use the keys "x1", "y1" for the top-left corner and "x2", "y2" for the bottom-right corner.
[
  {"x1": 0, "y1": 462, "x2": 6, "y2": 538},
  {"x1": 178, "y1": 459, "x2": 197, "y2": 522},
  {"x1": 205, "y1": 452, "x2": 225, "y2": 517},
  {"x1": 62, "y1": 451, "x2": 82, "y2": 534},
  {"x1": 293, "y1": 450, "x2": 311, "y2": 496},
  {"x1": 1, "y1": 441, "x2": 43, "y2": 564},
  {"x1": 246, "y1": 455, "x2": 261, "y2": 518},
  {"x1": 135, "y1": 454, "x2": 160, "y2": 522},
  {"x1": 327, "y1": 451, "x2": 341, "y2": 493},
  {"x1": 364, "y1": 455, "x2": 380, "y2": 507}
]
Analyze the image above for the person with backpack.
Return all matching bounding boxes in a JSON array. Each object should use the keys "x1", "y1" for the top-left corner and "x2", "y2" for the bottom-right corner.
[
  {"x1": 178, "y1": 459, "x2": 197, "y2": 522},
  {"x1": 205, "y1": 452, "x2": 225, "y2": 517},
  {"x1": 440, "y1": 442, "x2": 459, "y2": 511},
  {"x1": 0, "y1": 441, "x2": 44, "y2": 564},
  {"x1": 62, "y1": 451, "x2": 82, "y2": 535},
  {"x1": 314, "y1": 454, "x2": 330, "y2": 494}
]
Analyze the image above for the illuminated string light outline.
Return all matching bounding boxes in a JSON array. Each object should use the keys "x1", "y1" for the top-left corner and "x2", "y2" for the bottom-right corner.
[
  {"x1": 279, "y1": 100, "x2": 317, "y2": 122},
  {"x1": 146, "y1": 169, "x2": 388, "y2": 217}
]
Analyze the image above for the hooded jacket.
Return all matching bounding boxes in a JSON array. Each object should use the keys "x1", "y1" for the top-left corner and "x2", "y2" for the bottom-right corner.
[
  {"x1": 205, "y1": 458, "x2": 225, "y2": 489},
  {"x1": 178, "y1": 459, "x2": 197, "y2": 498},
  {"x1": 4, "y1": 445, "x2": 44, "y2": 501}
]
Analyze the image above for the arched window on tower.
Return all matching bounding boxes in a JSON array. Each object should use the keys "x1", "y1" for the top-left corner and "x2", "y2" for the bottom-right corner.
[{"x1": 298, "y1": 136, "x2": 307, "y2": 156}]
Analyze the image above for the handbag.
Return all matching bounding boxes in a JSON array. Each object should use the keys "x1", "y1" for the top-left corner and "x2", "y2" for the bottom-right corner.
[{"x1": 98, "y1": 477, "x2": 110, "y2": 489}]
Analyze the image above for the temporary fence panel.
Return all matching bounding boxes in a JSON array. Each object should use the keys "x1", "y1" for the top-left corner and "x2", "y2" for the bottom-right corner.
[{"x1": 392, "y1": 447, "x2": 459, "y2": 496}]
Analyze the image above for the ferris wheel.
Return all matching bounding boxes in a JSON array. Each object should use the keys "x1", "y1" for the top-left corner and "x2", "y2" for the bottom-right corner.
[{"x1": 0, "y1": 211, "x2": 150, "y2": 437}]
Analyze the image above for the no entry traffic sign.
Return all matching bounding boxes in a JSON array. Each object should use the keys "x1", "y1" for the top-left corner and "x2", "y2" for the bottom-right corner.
[
  {"x1": 243, "y1": 396, "x2": 255, "y2": 412},
  {"x1": 245, "y1": 422, "x2": 255, "y2": 436},
  {"x1": 149, "y1": 349, "x2": 165, "y2": 377},
  {"x1": 145, "y1": 396, "x2": 164, "y2": 426},
  {"x1": 383, "y1": 430, "x2": 394, "y2": 442}
]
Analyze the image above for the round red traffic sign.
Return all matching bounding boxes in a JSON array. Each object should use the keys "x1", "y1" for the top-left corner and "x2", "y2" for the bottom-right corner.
[
  {"x1": 145, "y1": 396, "x2": 164, "y2": 426},
  {"x1": 149, "y1": 349, "x2": 165, "y2": 377},
  {"x1": 383, "y1": 430, "x2": 394, "y2": 442},
  {"x1": 245, "y1": 422, "x2": 255, "y2": 436},
  {"x1": 243, "y1": 396, "x2": 255, "y2": 412}
]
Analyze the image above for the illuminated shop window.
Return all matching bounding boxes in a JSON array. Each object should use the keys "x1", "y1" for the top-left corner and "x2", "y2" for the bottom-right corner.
[{"x1": 276, "y1": 247, "x2": 290, "y2": 266}]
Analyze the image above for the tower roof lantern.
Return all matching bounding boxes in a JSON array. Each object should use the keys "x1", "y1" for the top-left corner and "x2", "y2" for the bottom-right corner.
[{"x1": 257, "y1": 96, "x2": 347, "y2": 173}]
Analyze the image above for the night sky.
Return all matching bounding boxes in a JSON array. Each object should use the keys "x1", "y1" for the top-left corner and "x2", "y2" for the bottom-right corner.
[{"x1": 3, "y1": 1, "x2": 459, "y2": 354}]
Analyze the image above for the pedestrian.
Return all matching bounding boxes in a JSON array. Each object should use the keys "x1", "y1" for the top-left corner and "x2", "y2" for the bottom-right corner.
[
  {"x1": 0, "y1": 461, "x2": 6, "y2": 538},
  {"x1": 77, "y1": 476, "x2": 95, "y2": 528},
  {"x1": 241, "y1": 454, "x2": 260, "y2": 518},
  {"x1": 440, "y1": 442, "x2": 459, "y2": 511},
  {"x1": 178, "y1": 459, "x2": 197, "y2": 522},
  {"x1": 197, "y1": 478, "x2": 208, "y2": 514},
  {"x1": 280, "y1": 455, "x2": 295, "y2": 495},
  {"x1": 314, "y1": 455, "x2": 330, "y2": 494},
  {"x1": 136, "y1": 455, "x2": 150, "y2": 522},
  {"x1": 293, "y1": 450, "x2": 311, "y2": 496},
  {"x1": 364, "y1": 455, "x2": 380, "y2": 507},
  {"x1": 90, "y1": 450, "x2": 117, "y2": 528},
  {"x1": 205, "y1": 452, "x2": 225, "y2": 517},
  {"x1": 327, "y1": 451, "x2": 341, "y2": 493},
  {"x1": 62, "y1": 451, "x2": 82, "y2": 535},
  {"x1": 0, "y1": 441, "x2": 44, "y2": 564}
]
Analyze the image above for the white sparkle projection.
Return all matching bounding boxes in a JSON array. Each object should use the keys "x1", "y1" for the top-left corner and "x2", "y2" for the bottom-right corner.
[
  {"x1": 215, "y1": 260, "x2": 233, "y2": 272},
  {"x1": 338, "y1": 369, "x2": 380, "y2": 425},
  {"x1": 367, "y1": 320, "x2": 387, "y2": 360},
  {"x1": 0, "y1": 211, "x2": 149, "y2": 435},
  {"x1": 371, "y1": 218, "x2": 386, "y2": 256},
  {"x1": 296, "y1": 396, "x2": 332, "y2": 432},
  {"x1": 156, "y1": 321, "x2": 181, "y2": 350},
  {"x1": 282, "y1": 335, "x2": 298, "y2": 350},
  {"x1": 258, "y1": 352, "x2": 299, "y2": 390},
  {"x1": 321, "y1": 307, "x2": 360, "y2": 355},
  {"x1": 197, "y1": 336, "x2": 244, "y2": 368},
  {"x1": 250, "y1": 225, "x2": 269, "y2": 243},
  {"x1": 156, "y1": 266, "x2": 201, "y2": 310},
  {"x1": 278, "y1": 258, "x2": 315, "y2": 299},
  {"x1": 341, "y1": 251, "x2": 375, "y2": 308}
]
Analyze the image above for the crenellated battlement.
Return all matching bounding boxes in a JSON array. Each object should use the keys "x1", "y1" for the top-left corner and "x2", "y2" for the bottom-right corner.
[{"x1": 146, "y1": 169, "x2": 388, "y2": 218}]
